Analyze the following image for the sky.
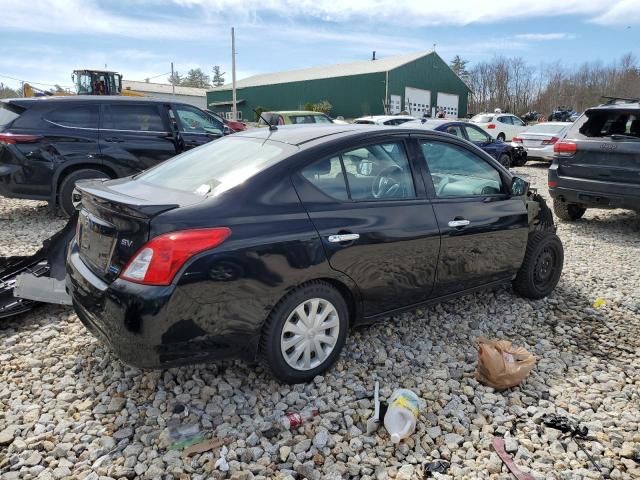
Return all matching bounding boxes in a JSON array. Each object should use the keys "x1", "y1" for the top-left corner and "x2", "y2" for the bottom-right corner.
[{"x1": 0, "y1": 0, "x2": 638, "y2": 92}]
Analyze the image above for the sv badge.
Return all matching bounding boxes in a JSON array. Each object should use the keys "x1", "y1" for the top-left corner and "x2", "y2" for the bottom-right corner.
[{"x1": 121, "y1": 239, "x2": 133, "y2": 248}]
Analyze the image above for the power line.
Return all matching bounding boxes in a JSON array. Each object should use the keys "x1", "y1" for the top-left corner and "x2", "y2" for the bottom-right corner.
[{"x1": 0, "y1": 73, "x2": 73, "y2": 88}]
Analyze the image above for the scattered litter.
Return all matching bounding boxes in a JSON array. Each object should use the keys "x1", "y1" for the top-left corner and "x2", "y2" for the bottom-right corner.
[
  {"x1": 593, "y1": 297, "x2": 606, "y2": 309},
  {"x1": 423, "y1": 460, "x2": 450, "y2": 477},
  {"x1": 542, "y1": 414, "x2": 602, "y2": 474},
  {"x1": 172, "y1": 403, "x2": 208, "y2": 418},
  {"x1": 182, "y1": 437, "x2": 228, "y2": 457},
  {"x1": 366, "y1": 381, "x2": 381, "y2": 434},
  {"x1": 384, "y1": 388, "x2": 421, "y2": 443},
  {"x1": 215, "y1": 445, "x2": 229, "y2": 472},
  {"x1": 168, "y1": 422, "x2": 204, "y2": 451},
  {"x1": 492, "y1": 437, "x2": 535, "y2": 480},
  {"x1": 279, "y1": 407, "x2": 319, "y2": 430},
  {"x1": 475, "y1": 337, "x2": 536, "y2": 390}
]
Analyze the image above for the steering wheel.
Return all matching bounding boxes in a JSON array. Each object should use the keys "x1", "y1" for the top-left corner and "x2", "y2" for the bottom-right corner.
[
  {"x1": 372, "y1": 165, "x2": 403, "y2": 199},
  {"x1": 436, "y1": 175, "x2": 449, "y2": 196}
]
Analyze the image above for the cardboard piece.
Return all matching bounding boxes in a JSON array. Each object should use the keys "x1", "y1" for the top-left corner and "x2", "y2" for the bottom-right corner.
[{"x1": 475, "y1": 337, "x2": 536, "y2": 390}]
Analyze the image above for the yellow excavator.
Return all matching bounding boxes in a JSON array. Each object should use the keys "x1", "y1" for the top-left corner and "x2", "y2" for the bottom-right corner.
[{"x1": 23, "y1": 69, "x2": 145, "y2": 97}]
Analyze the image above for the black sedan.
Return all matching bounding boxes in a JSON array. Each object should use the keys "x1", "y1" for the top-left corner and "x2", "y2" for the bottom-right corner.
[
  {"x1": 404, "y1": 119, "x2": 528, "y2": 167},
  {"x1": 67, "y1": 125, "x2": 563, "y2": 383}
]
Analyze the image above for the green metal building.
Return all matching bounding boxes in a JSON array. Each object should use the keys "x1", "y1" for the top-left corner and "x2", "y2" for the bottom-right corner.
[{"x1": 207, "y1": 51, "x2": 471, "y2": 121}]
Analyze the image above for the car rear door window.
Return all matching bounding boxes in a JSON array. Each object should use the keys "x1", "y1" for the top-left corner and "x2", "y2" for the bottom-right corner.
[
  {"x1": 301, "y1": 156, "x2": 348, "y2": 200},
  {"x1": 465, "y1": 125, "x2": 491, "y2": 142},
  {"x1": 341, "y1": 142, "x2": 416, "y2": 200},
  {"x1": 421, "y1": 141, "x2": 504, "y2": 197},
  {"x1": 45, "y1": 106, "x2": 99, "y2": 129},
  {"x1": 570, "y1": 110, "x2": 640, "y2": 139},
  {"x1": 497, "y1": 116, "x2": 513, "y2": 125},
  {"x1": 442, "y1": 125, "x2": 465, "y2": 138},
  {"x1": 103, "y1": 104, "x2": 166, "y2": 132}
]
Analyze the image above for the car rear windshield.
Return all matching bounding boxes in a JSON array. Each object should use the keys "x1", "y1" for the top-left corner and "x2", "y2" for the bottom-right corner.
[
  {"x1": 0, "y1": 102, "x2": 25, "y2": 128},
  {"x1": 471, "y1": 114, "x2": 494, "y2": 123},
  {"x1": 136, "y1": 136, "x2": 296, "y2": 196},
  {"x1": 568, "y1": 109, "x2": 640, "y2": 139},
  {"x1": 525, "y1": 123, "x2": 568, "y2": 134}
]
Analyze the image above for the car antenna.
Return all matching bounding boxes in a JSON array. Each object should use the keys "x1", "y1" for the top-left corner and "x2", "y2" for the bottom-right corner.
[{"x1": 254, "y1": 109, "x2": 277, "y2": 131}]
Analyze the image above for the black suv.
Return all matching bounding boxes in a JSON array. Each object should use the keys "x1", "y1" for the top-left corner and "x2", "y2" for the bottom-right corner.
[
  {"x1": 0, "y1": 97, "x2": 225, "y2": 216},
  {"x1": 549, "y1": 98, "x2": 640, "y2": 220}
]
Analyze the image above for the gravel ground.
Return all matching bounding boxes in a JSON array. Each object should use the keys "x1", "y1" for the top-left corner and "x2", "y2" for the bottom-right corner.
[{"x1": 0, "y1": 164, "x2": 639, "y2": 480}]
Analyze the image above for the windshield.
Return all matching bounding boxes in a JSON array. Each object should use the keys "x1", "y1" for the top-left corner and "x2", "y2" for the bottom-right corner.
[
  {"x1": 525, "y1": 123, "x2": 568, "y2": 134},
  {"x1": 569, "y1": 109, "x2": 639, "y2": 139},
  {"x1": 471, "y1": 114, "x2": 494, "y2": 123},
  {"x1": 137, "y1": 136, "x2": 296, "y2": 196}
]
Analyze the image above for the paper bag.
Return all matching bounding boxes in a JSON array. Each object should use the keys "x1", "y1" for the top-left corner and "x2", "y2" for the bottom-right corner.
[{"x1": 475, "y1": 337, "x2": 536, "y2": 390}]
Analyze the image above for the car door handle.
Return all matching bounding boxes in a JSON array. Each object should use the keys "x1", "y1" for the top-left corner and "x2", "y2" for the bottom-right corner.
[
  {"x1": 328, "y1": 233, "x2": 360, "y2": 243},
  {"x1": 104, "y1": 137, "x2": 125, "y2": 143},
  {"x1": 448, "y1": 219, "x2": 470, "y2": 228}
]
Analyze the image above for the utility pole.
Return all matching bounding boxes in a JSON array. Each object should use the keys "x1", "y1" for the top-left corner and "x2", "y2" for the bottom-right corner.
[
  {"x1": 171, "y1": 62, "x2": 175, "y2": 97},
  {"x1": 231, "y1": 27, "x2": 237, "y2": 120}
]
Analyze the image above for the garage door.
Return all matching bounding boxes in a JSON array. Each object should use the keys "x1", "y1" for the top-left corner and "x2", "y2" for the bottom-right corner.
[
  {"x1": 404, "y1": 87, "x2": 431, "y2": 117},
  {"x1": 436, "y1": 93, "x2": 459, "y2": 118}
]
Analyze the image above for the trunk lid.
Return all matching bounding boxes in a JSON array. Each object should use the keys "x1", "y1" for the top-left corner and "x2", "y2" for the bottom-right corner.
[
  {"x1": 557, "y1": 107, "x2": 640, "y2": 185},
  {"x1": 520, "y1": 133, "x2": 553, "y2": 147},
  {"x1": 76, "y1": 177, "x2": 204, "y2": 282}
]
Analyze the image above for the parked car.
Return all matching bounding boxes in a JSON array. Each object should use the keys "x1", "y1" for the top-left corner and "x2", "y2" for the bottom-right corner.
[
  {"x1": 67, "y1": 124, "x2": 562, "y2": 383},
  {"x1": 353, "y1": 115, "x2": 416, "y2": 126},
  {"x1": 512, "y1": 122, "x2": 570, "y2": 161},
  {"x1": 206, "y1": 109, "x2": 247, "y2": 132},
  {"x1": 470, "y1": 113, "x2": 528, "y2": 141},
  {"x1": 258, "y1": 111, "x2": 334, "y2": 126},
  {"x1": 404, "y1": 119, "x2": 527, "y2": 167},
  {"x1": 0, "y1": 96, "x2": 225, "y2": 216},
  {"x1": 549, "y1": 98, "x2": 640, "y2": 220}
]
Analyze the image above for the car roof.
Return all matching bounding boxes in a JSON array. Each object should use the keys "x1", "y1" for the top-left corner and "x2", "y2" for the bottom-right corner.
[
  {"x1": 231, "y1": 124, "x2": 452, "y2": 147},
  {"x1": 588, "y1": 101, "x2": 640, "y2": 111},
  {"x1": 354, "y1": 115, "x2": 414, "y2": 121},
  {"x1": 266, "y1": 111, "x2": 327, "y2": 116},
  {"x1": 4, "y1": 96, "x2": 182, "y2": 106}
]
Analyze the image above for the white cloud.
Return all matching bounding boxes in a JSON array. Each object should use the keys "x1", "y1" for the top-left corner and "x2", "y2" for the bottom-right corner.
[
  {"x1": 515, "y1": 33, "x2": 576, "y2": 41},
  {"x1": 590, "y1": 0, "x2": 640, "y2": 25}
]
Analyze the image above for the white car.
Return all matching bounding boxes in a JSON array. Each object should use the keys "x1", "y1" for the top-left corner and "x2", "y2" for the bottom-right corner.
[
  {"x1": 470, "y1": 113, "x2": 528, "y2": 141},
  {"x1": 353, "y1": 115, "x2": 416, "y2": 126},
  {"x1": 512, "y1": 122, "x2": 570, "y2": 161}
]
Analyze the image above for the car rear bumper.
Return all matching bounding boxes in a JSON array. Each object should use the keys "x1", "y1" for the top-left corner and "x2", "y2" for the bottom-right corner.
[
  {"x1": 523, "y1": 145, "x2": 554, "y2": 161},
  {"x1": 66, "y1": 242, "x2": 260, "y2": 369},
  {"x1": 549, "y1": 168, "x2": 640, "y2": 210}
]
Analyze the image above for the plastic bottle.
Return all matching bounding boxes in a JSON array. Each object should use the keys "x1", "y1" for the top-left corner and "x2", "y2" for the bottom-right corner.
[
  {"x1": 384, "y1": 389, "x2": 421, "y2": 443},
  {"x1": 279, "y1": 407, "x2": 320, "y2": 429}
]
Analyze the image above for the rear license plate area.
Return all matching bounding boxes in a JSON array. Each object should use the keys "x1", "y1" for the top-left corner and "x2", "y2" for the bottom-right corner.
[{"x1": 78, "y1": 211, "x2": 117, "y2": 272}]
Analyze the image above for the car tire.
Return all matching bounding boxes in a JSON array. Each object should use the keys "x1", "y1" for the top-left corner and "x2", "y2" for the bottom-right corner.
[
  {"x1": 513, "y1": 231, "x2": 564, "y2": 299},
  {"x1": 260, "y1": 281, "x2": 349, "y2": 383},
  {"x1": 498, "y1": 153, "x2": 512, "y2": 168},
  {"x1": 497, "y1": 133, "x2": 506, "y2": 141},
  {"x1": 58, "y1": 169, "x2": 110, "y2": 217},
  {"x1": 553, "y1": 200, "x2": 586, "y2": 221}
]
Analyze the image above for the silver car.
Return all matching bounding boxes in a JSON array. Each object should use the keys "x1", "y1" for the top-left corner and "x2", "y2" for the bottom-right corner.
[{"x1": 512, "y1": 122, "x2": 570, "y2": 161}]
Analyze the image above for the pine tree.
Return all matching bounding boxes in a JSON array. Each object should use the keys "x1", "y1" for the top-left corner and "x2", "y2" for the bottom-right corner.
[
  {"x1": 450, "y1": 55, "x2": 470, "y2": 81},
  {"x1": 167, "y1": 71, "x2": 183, "y2": 86},
  {"x1": 212, "y1": 66, "x2": 225, "y2": 87},
  {"x1": 182, "y1": 68, "x2": 211, "y2": 88}
]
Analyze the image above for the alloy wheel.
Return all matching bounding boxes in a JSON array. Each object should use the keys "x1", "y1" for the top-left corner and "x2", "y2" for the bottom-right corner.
[{"x1": 280, "y1": 298, "x2": 340, "y2": 371}]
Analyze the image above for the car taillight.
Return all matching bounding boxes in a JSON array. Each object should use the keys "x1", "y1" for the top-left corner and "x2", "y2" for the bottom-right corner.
[
  {"x1": 0, "y1": 133, "x2": 42, "y2": 145},
  {"x1": 548, "y1": 181, "x2": 558, "y2": 188},
  {"x1": 120, "y1": 227, "x2": 231, "y2": 286},
  {"x1": 487, "y1": 124, "x2": 496, "y2": 129},
  {"x1": 554, "y1": 140, "x2": 577, "y2": 154},
  {"x1": 542, "y1": 136, "x2": 559, "y2": 145},
  {"x1": 512, "y1": 136, "x2": 522, "y2": 143}
]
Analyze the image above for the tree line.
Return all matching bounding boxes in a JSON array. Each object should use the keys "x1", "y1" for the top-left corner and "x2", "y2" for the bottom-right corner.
[
  {"x1": 450, "y1": 53, "x2": 640, "y2": 116},
  {"x1": 167, "y1": 66, "x2": 225, "y2": 89}
]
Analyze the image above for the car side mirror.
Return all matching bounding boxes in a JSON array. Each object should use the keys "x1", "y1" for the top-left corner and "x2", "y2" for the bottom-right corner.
[
  {"x1": 223, "y1": 125, "x2": 233, "y2": 135},
  {"x1": 358, "y1": 160, "x2": 373, "y2": 176},
  {"x1": 511, "y1": 176, "x2": 529, "y2": 196}
]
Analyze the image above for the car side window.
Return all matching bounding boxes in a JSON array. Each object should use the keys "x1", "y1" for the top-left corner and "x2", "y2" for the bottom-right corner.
[
  {"x1": 340, "y1": 142, "x2": 415, "y2": 200},
  {"x1": 45, "y1": 106, "x2": 99, "y2": 129},
  {"x1": 175, "y1": 105, "x2": 223, "y2": 134},
  {"x1": 497, "y1": 116, "x2": 512, "y2": 125},
  {"x1": 465, "y1": 125, "x2": 491, "y2": 142},
  {"x1": 420, "y1": 141, "x2": 504, "y2": 197},
  {"x1": 512, "y1": 116, "x2": 525, "y2": 126},
  {"x1": 442, "y1": 125, "x2": 465, "y2": 138},
  {"x1": 103, "y1": 104, "x2": 166, "y2": 132},
  {"x1": 301, "y1": 156, "x2": 349, "y2": 200}
]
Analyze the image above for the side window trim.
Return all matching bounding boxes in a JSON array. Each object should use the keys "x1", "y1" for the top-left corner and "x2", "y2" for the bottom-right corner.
[
  {"x1": 414, "y1": 136, "x2": 509, "y2": 200},
  {"x1": 43, "y1": 105, "x2": 100, "y2": 130}
]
